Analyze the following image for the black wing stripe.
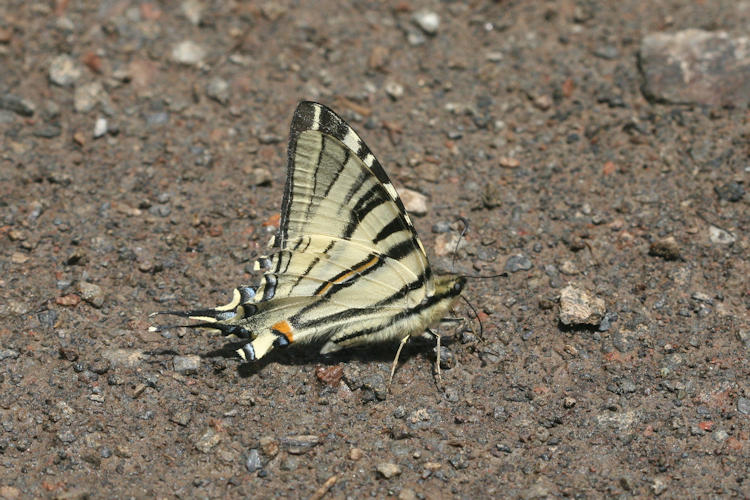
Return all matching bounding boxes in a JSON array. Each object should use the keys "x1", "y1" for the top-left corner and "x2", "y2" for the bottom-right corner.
[
  {"x1": 342, "y1": 185, "x2": 388, "y2": 239},
  {"x1": 291, "y1": 254, "x2": 321, "y2": 290},
  {"x1": 306, "y1": 134, "x2": 326, "y2": 220},
  {"x1": 373, "y1": 217, "x2": 404, "y2": 245},
  {"x1": 342, "y1": 169, "x2": 369, "y2": 205},
  {"x1": 262, "y1": 274, "x2": 277, "y2": 300},
  {"x1": 386, "y1": 238, "x2": 417, "y2": 261},
  {"x1": 322, "y1": 148, "x2": 350, "y2": 199}
]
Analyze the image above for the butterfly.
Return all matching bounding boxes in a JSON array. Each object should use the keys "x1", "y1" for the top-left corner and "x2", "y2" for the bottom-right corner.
[{"x1": 152, "y1": 101, "x2": 466, "y2": 387}]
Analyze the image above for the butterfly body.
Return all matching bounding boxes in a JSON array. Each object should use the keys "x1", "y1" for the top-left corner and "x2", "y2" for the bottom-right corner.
[{"x1": 156, "y1": 102, "x2": 464, "y2": 375}]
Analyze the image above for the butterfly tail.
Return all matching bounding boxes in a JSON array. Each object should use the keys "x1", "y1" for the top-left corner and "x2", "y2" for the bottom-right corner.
[{"x1": 149, "y1": 286, "x2": 258, "y2": 338}]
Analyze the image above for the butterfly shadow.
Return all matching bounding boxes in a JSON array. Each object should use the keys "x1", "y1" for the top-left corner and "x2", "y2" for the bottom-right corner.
[{"x1": 202, "y1": 335, "x2": 457, "y2": 379}]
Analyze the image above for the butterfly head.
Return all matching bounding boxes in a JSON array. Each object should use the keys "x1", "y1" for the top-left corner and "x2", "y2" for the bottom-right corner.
[
  {"x1": 416, "y1": 272, "x2": 464, "y2": 331},
  {"x1": 433, "y1": 271, "x2": 466, "y2": 301}
]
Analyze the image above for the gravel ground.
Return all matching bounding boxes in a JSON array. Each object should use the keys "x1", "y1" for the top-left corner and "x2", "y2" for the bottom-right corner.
[{"x1": 1, "y1": 1, "x2": 748, "y2": 498}]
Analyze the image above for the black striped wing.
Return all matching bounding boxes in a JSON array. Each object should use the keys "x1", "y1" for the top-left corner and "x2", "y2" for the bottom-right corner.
[{"x1": 254, "y1": 101, "x2": 435, "y2": 311}]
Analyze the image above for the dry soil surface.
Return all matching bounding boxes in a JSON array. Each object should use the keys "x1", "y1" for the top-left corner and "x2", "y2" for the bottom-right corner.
[{"x1": 1, "y1": 1, "x2": 749, "y2": 498}]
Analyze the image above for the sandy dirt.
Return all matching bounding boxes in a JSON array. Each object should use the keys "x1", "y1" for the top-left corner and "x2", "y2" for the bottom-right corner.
[{"x1": 0, "y1": 1, "x2": 748, "y2": 498}]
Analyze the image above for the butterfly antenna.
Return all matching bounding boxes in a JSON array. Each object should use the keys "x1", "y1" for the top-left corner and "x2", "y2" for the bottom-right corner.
[
  {"x1": 460, "y1": 294, "x2": 484, "y2": 341},
  {"x1": 149, "y1": 310, "x2": 191, "y2": 318},
  {"x1": 451, "y1": 217, "x2": 506, "y2": 279},
  {"x1": 451, "y1": 216, "x2": 470, "y2": 272},
  {"x1": 461, "y1": 271, "x2": 506, "y2": 279},
  {"x1": 148, "y1": 322, "x2": 217, "y2": 333}
]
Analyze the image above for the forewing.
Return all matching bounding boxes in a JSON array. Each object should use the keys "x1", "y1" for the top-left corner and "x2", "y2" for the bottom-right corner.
[{"x1": 274, "y1": 101, "x2": 435, "y2": 297}]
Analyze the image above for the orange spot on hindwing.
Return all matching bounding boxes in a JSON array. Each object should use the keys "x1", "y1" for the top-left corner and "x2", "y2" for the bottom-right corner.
[{"x1": 271, "y1": 320, "x2": 294, "y2": 344}]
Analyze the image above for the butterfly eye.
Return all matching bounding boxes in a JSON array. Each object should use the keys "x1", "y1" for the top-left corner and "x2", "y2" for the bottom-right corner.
[{"x1": 453, "y1": 281, "x2": 463, "y2": 293}]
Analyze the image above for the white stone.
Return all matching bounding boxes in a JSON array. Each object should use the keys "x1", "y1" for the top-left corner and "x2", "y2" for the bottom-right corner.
[
  {"x1": 93, "y1": 117, "x2": 107, "y2": 138},
  {"x1": 709, "y1": 225, "x2": 736, "y2": 244},
  {"x1": 398, "y1": 188, "x2": 428, "y2": 216},
  {"x1": 559, "y1": 285, "x2": 606, "y2": 326},
  {"x1": 49, "y1": 54, "x2": 81, "y2": 86},
  {"x1": 73, "y1": 81, "x2": 104, "y2": 113},
  {"x1": 413, "y1": 10, "x2": 440, "y2": 35},
  {"x1": 384, "y1": 80, "x2": 404, "y2": 100},
  {"x1": 172, "y1": 40, "x2": 205, "y2": 65},
  {"x1": 182, "y1": 0, "x2": 203, "y2": 25}
]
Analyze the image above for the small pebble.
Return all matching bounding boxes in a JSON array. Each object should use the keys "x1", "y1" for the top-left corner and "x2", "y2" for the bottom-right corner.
[
  {"x1": 49, "y1": 54, "x2": 81, "y2": 86},
  {"x1": 712, "y1": 429, "x2": 728, "y2": 443},
  {"x1": 414, "y1": 162, "x2": 440, "y2": 182},
  {"x1": 412, "y1": 10, "x2": 440, "y2": 35},
  {"x1": 434, "y1": 232, "x2": 465, "y2": 257},
  {"x1": 558, "y1": 260, "x2": 579, "y2": 275},
  {"x1": 170, "y1": 409, "x2": 192, "y2": 427},
  {"x1": 250, "y1": 168, "x2": 272, "y2": 186},
  {"x1": 376, "y1": 462, "x2": 402, "y2": 479},
  {"x1": 78, "y1": 281, "x2": 104, "y2": 308},
  {"x1": 172, "y1": 40, "x2": 205, "y2": 65},
  {"x1": 649, "y1": 236, "x2": 681, "y2": 260},
  {"x1": 245, "y1": 449, "x2": 262, "y2": 472},
  {"x1": 146, "y1": 111, "x2": 169, "y2": 126},
  {"x1": 384, "y1": 81, "x2": 404, "y2": 100},
  {"x1": 259, "y1": 436, "x2": 279, "y2": 458},
  {"x1": 182, "y1": 0, "x2": 203, "y2": 25},
  {"x1": 74, "y1": 81, "x2": 105, "y2": 113},
  {"x1": 281, "y1": 434, "x2": 320, "y2": 454},
  {"x1": 533, "y1": 94, "x2": 553, "y2": 110},
  {"x1": 499, "y1": 157, "x2": 520, "y2": 168},
  {"x1": 559, "y1": 285, "x2": 606, "y2": 326},
  {"x1": 737, "y1": 397, "x2": 750, "y2": 415},
  {"x1": 0, "y1": 349, "x2": 20, "y2": 361},
  {"x1": 173, "y1": 355, "x2": 201, "y2": 374},
  {"x1": 432, "y1": 221, "x2": 451, "y2": 233},
  {"x1": 93, "y1": 117, "x2": 107, "y2": 138},
  {"x1": 194, "y1": 428, "x2": 221, "y2": 453},
  {"x1": 0, "y1": 94, "x2": 35, "y2": 116},
  {"x1": 399, "y1": 188, "x2": 428, "y2": 215},
  {"x1": 206, "y1": 77, "x2": 230, "y2": 104},
  {"x1": 708, "y1": 225, "x2": 735, "y2": 245},
  {"x1": 407, "y1": 30, "x2": 426, "y2": 46},
  {"x1": 714, "y1": 181, "x2": 744, "y2": 202},
  {"x1": 398, "y1": 489, "x2": 417, "y2": 500},
  {"x1": 594, "y1": 45, "x2": 619, "y2": 60},
  {"x1": 57, "y1": 430, "x2": 77, "y2": 444},
  {"x1": 504, "y1": 254, "x2": 532, "y2": 273}
]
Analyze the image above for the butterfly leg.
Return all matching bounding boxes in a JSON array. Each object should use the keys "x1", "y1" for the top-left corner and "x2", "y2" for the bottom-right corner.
[
  {"x1": 426, "y1": 329, "x2": 443, "y2": 389},
  {"x1": 387, "y1": 334, "x2": 411, "y2": 392}
]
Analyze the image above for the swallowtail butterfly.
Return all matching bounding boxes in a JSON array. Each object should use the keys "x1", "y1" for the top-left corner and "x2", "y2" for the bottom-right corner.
[{"x1": 153, "y1": 102, "x2": 465, "y2": 386}]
